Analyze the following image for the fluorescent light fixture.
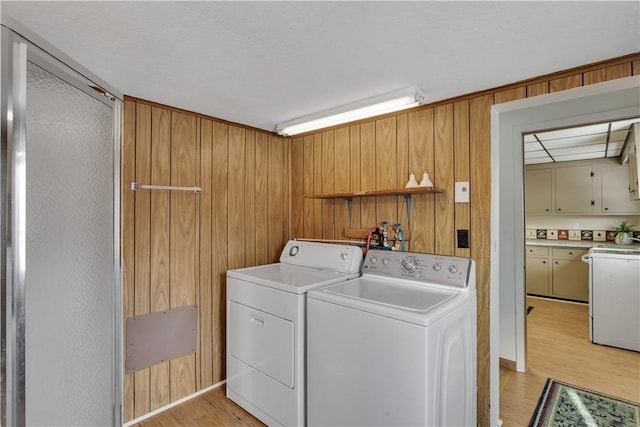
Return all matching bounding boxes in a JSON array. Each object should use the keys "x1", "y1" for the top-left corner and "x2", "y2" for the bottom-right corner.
[{"x1": 275, "y1": 87, "x2": 425, "y2": 136}]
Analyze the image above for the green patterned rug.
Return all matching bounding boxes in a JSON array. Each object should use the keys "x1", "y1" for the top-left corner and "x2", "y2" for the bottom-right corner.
[{"x1": 529, "y1": 378, "x2": 640, "y2": 426}]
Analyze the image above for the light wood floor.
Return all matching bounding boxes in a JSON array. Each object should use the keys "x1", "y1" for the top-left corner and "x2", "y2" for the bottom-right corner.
[
  {"x1": 132, "y1": 386, "x2": 264, "y2": 427},
  {"x1": 133, "y1": 296, "x2": 639, "y2": 426},
  {"x1": 500, "y1": 296, "x2": 640, "y2": 426}
]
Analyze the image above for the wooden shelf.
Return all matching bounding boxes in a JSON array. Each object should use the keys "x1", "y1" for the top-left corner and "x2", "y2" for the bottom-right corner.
[
  {"x1": 305, "y1": 187, "x2": 444, "y2": 226},
  {"x1": 305, "y1": 187, "x2": 443, "y2": 200}
]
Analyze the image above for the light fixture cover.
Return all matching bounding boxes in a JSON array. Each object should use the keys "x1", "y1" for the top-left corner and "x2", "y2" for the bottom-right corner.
[{"x1": 275, "y1": 87, "x2": 425, "y2": 136}]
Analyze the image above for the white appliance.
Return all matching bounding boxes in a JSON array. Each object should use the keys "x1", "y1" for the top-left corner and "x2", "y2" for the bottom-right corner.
[
  {"x1": 306, "y1": 250, "x2": 477, "y2": 427},
  {"x1": 584, "y1": 246, "x2": 640, "y2": 352},
  {"x1": 226, "y1": 240, "x2": 363, "y2": 426}
]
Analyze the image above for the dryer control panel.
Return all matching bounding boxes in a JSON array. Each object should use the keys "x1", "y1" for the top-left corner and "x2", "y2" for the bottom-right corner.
[
  {"x1": 362, "y1": 250, "x2": 474, "y2": 289},
  {"x1": 279, "y1": 240, "x2": 363, "y2": 274}
]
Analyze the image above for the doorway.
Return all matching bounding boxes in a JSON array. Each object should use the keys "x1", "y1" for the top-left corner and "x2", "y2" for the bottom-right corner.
[
  {"x1": 1, "y1": 25, "x2": 122, "y2": 425},
  {"x1": 490, "y1": 75, "x2": 640, "y2": 427}
]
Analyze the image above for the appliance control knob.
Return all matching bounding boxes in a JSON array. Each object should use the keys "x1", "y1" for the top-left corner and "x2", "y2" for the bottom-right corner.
[
  {"x1": 448, "y1": 264, "x2": 458, "y2": 274},
  {"x1": 382, "y1": 257, "x2": 390, "y2": 265},
  {"x1": 433, "y1": 263, "x2": 442, "y2": 272},
  {"x1": 370, "y1": 256, "x2": 378, "y2": 264},
  {"x1": 401, "y1": 256, "x2": 418, "y2": 273},
  {"x1": 289, "y1": 245, "x2": 299, "y2": 257},
  {"x1": 341, "y1": 252, "x2": 348, "y2": 260}
]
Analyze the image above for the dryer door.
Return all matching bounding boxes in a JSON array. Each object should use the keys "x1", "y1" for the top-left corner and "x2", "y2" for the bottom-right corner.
[{"x1": 229, "y1": 301, "x2": 295, "y2": 388}]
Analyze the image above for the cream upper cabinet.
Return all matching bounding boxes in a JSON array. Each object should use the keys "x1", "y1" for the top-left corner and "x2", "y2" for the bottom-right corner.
[
  {"x1": 526, "y1": 159, "x2": 638, "y2": 215},
  {"x1": 630, "y1": 146, "x2": 639, "y2": 200},
  {"x1": 525, "y1": 168, "x2": 552, "y2": 214},
  {"x1": 555, "y1": 164, "x2": 594, "y2": 214},
  {"x1": 601, "y1": 165, "x2": 640, "y2": 213},
  {"x1": 628, "y1": 123, "x2": 640, "y2": 200}
]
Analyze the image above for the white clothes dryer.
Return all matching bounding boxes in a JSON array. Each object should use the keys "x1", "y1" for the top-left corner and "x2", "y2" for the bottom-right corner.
[
  {"x1": 226, "y1": 240, "x2": 363, "y2": 426},
  {"x1": 307, "y1": 249, "x2": 477, "y2": 427}
]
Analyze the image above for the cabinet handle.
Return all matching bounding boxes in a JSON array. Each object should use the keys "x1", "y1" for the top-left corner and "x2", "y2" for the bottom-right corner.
[
  {"x1": 555, "y1": 261, "x2": 559, "y2": 264},
  {"x1": 557, "y1": 208, "x2": 562, "y2": 211},
  {"x1": 542, "y1": 261, "x2": 546, "y2": 264},
  {"x1": 569, "y1": 251, "x2": 573, "y2": 255},
  {"x1": 545, "y1": 208, "x2": 549, "y2": 212}
]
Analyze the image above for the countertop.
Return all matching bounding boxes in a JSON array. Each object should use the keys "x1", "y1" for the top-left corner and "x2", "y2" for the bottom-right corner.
[{"x1": 526, "y1": 239, "x2": 640, "y2": 249}]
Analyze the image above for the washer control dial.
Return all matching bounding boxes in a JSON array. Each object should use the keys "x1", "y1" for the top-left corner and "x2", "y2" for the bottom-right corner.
[
  {"x1": 382, "y1": 257, "x2": 390, "y2": 265},
  {"x1": 433, "y1": 263, "x2": 442, "y2": 272},
  {"x1": 401, "y1": 256, "x2": 418, "y2": 273},
  {"x1": 448, "y1": 264, "x2": 458, "y2": 274},
  {"x1": 370, "y1": 256, "x2": 378, "y2": 264}
]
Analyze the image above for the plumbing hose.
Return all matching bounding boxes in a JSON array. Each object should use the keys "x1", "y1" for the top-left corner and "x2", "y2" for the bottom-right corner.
[{"x1": 365, "y1": 225, "x2": 378, "y2": 253}]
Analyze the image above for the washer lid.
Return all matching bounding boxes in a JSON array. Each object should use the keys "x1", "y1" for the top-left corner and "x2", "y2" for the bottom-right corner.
[
  {"x1": 319, "y1": 277, "x2": 456, "y2": 311},
  {"x1": 309, "y1": 277, "x2": 475, "y2": 325},
  {"x1": 227, "y1": 263, "x2": 360, "y2": 294}
]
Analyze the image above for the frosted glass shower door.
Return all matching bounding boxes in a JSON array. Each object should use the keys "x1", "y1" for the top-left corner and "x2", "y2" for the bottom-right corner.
[{"x1": 22, "y1": 59, "x2": 117, "y2": 425}]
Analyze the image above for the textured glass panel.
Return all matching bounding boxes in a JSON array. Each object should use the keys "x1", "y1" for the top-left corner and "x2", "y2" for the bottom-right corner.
[{"x1": 25, "y1": 61, "x2": 114, "y2": 426}]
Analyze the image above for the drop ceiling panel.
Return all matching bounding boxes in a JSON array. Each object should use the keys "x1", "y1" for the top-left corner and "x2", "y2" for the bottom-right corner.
[
  {"x1": 541, "y1": 134, "x2": 607, "y2": 148},
  {"x1": 523, "y1": 118, "x2": 640, "y2": 164}
]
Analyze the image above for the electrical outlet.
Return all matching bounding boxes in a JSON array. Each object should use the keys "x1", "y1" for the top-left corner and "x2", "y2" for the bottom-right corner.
[{"x1": 457, "y1": 229, "x2": 470, "y2": 249}]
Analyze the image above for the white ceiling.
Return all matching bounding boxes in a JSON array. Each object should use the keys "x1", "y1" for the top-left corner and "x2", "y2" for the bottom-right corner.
[{"x1": 1, "y1": 1, "x2": 639, "y2": 133}]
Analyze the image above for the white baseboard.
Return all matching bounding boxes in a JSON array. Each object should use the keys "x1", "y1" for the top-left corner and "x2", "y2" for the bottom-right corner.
[{"x1": 122, "y1": 380, "x2": 227, "y2": 426}]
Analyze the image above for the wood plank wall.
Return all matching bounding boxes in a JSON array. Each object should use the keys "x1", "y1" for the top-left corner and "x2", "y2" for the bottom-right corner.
[
  {"x1": 289, "y1": 53, "x2": 640, "y2": 426},
  {"x1": 121, "y1": 53, "x2": 639, "y2": 425},
  {"x1": 122, "y1": 99, "x2": 289, "y2": 421}
]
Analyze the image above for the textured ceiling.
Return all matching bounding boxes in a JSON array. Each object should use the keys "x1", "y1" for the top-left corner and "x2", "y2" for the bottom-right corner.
[{"x1": 1, "y1": 1, "x2": 639, "y2": 133}]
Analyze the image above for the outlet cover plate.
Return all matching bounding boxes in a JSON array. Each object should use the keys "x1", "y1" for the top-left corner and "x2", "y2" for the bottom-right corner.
[{"x1": 457, "y1": 229, "x2": 470, "y2": 249}]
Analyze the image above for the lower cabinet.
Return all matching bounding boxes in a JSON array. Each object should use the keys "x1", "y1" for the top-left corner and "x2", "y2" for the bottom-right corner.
[
  {"x1": 526, "y1": 246, "x2": 589, "y2": 302},
  {"x1": 526, "y1": 247, "x2": 551, "y2": 295}
]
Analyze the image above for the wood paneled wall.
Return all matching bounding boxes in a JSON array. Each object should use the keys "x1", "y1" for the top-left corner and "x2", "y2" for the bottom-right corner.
[
  {"x1": 289, "y1": 53, "x2": 640, "y2": 426},
  {"x1": 122, "y1": 99, "x2": 289, "y2": 421},
  {"x1": 121, "y1": 53, "x2": 639, "y2": 425}
]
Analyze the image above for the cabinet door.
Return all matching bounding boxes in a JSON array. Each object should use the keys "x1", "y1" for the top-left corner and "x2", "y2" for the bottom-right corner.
[
  {"x1": 551, "y1": 259, "x2": 589, "y2": 301},
  {"x1": 526, "y1": 256, "x2": 551, "y2": 296},
  {"x1": 525, "y1": 168, "x2": 553, "y2": 214},
  {"x1": 629, "y1": 124, "x2": 640, "y2": 201},
  {"x1": 630, "y1": 148, "x2": 639, "y2": 200},
  {"x1": 601, "y1": 165, "x2": 640, "y2": 213},
  {"x1": 555, "y1": 164, "x2": 594, "y2": 213}
]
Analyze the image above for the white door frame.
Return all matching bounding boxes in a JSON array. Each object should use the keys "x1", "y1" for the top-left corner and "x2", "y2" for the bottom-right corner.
[{"x1": 489, "y1": 75, "x2": 640, "y2": 427}]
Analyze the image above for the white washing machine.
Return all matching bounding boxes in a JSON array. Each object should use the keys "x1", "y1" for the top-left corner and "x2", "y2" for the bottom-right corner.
[
  {"x1": 226, "y1": 240, "x2": 363, "y2": 426},
  {"x1": 307, "y1": 249, "x2": 477, "y2": 427}
]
